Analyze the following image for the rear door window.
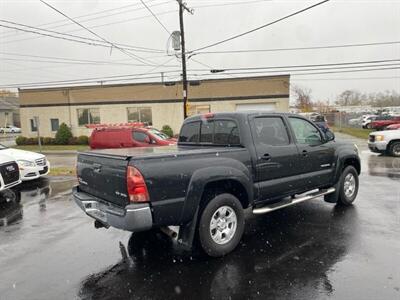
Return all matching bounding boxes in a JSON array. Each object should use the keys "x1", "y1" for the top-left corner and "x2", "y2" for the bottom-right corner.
[{"x1": 253, "y1": 117, "x2": 290, "y2": 146}]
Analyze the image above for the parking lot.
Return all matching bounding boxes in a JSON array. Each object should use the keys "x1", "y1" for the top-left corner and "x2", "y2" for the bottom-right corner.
[{"x1": 0, "y1": 133, "x2": 399, "y2": 300}]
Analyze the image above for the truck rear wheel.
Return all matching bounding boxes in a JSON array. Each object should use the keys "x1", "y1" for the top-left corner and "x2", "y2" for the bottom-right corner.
[{"x1": 198, "y1": 193, "x2": 244, "y2": 257}]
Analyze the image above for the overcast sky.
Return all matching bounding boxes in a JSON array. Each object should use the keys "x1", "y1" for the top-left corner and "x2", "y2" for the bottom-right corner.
[{"x1": 0, "y1": 0, "x2": 399, "y2": 103}]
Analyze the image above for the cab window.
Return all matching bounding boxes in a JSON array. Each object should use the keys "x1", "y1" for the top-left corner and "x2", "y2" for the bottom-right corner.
[
  {"x1": 179, "y1": 122, "x2": 200, "y2": 143},
  {"x1": 289, "y1": 117, "x2": 322, "y2": 146}
]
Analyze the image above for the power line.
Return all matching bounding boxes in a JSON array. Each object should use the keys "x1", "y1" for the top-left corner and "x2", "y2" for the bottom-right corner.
[
  {"x1": 3, "y1": 59, "x2": 398, "y2": 88},
  {"x1": 0, "y1": 22, "x2": 163, "y2": 54},
  {"x1": 0, "y1": 50, "x2": 176, "y2": 67},
  {"x1": 0, "y1": 19, "x2": 163, "y2": 53},
  {"x1": 192, "y1": 0, "x2": 331, "y2": 52},
  {"x1": 0, "y1": 57, "x2": 179, "y2": 67},
  {"x1": 0, "y1": 69, "x2": 183, "y2": 89},
  {"x1": 293, "y1": 76, "x2": 400, "y2": 81},
  {"x1": 0, "y1": 0, "x2": 168, "y2": 41},
  {"x1": 140, "y1": 0, "x2": 171, "y2": 35},
  {"x1": 1, "y1": 1, "x2": 270, "y2": 46},
  {"x1": 191, "y1": 41, "x2": 400, "y2": 55},
  {"x1": 213, "y1": 59, "x2": 400, "y2": 71},
  {"x1": 39, "y1": 0, "x2": 155, "y2": 66},
  {"x1": 188, "y1": 66, "x2": 400, "y2": 78}
]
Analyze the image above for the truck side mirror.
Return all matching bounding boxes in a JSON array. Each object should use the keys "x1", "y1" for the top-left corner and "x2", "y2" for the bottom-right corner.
[{"x1": 325, "y1": 129, "x2": 335, "y2": 142}]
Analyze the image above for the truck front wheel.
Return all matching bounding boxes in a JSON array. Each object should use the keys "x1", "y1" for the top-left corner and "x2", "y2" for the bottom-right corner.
[
  {"x1": 389, "y1": 141, "x2": 400, "y2": 157},
  {"x1": 337, "y1": 166, "x2": 359, "y2": 206},
  {"x1": 198, "y1": 193, "x2": 244, "y2": 257},
  {"x1": 325, "y1": 165, "x2": 359, "y2": 205}
]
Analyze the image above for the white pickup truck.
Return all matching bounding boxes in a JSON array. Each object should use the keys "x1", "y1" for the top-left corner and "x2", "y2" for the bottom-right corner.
[{"x1": 368, "y1": 129, "x2": 400, "y2": 157}]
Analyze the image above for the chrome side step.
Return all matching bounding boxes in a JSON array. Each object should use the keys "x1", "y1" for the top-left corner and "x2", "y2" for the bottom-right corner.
[{"x1": 252, "y1": 188, "x2": 336, "y2": 215}]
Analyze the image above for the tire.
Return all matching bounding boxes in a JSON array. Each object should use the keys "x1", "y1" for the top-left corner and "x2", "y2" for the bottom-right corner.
[
  {"x1": 388, "y1": 141, "x2": 400, "y2": 157},
  {"x1": 325, "y1": 166, "x2": 359, "y2": 205},
  {"x1": 198, "y1": 193, "x2": 244, "y2": 257},
  {"x1": 336, "y1": 166, "x2": 359, "y2": 206}
]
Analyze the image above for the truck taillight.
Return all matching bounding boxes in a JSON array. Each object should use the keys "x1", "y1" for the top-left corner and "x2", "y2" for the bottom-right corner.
[{"x1": 126, "y1": 166, "x2": 149, "y2": 203}]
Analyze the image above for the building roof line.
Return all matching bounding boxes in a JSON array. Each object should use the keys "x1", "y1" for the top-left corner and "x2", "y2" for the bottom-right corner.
[{"x1": 18, "y1": 74, "x2": 290, "y2": 93}]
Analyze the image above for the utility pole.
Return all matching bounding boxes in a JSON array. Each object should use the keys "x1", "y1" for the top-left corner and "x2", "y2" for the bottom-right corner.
[
  {"x1": 177, "y1": 0, "x2": 193, "y2": 119},
  {"x1": 34, "y1": 116, "x2": 42, "y2": 153}
]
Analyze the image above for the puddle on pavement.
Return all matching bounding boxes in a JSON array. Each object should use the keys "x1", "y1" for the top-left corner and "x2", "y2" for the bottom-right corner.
[
  {"x1": 0, "y1": 177, "x2": 76, "y2": 227},
  {"x1": 367, "y1": 154, "x2": 400, "y2": 179}
]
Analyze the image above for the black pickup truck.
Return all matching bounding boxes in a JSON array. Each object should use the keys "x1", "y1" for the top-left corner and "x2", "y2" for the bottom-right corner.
[{"x1": 74, "y1": 112, "x2": 360, "y2": 257}]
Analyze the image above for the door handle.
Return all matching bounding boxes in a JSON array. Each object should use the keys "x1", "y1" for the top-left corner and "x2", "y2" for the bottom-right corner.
[
  {"x1": 261, "y1": 153, "x2": 271, "y2": 161},
  {"x1": 302, "y1": 150, "x2": 308, "y2": 157}
]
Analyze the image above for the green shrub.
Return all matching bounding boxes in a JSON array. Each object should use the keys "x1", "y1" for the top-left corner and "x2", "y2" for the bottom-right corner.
[
  {"x1": 77, "y1": 135, "x2": 89, "y2": 145},
  {"x1": 15, "y1": 136, "x2": 27, "y2": 145},
  {"x1": 68, "y1": 137, "x2": 79, "y2": 145},
  {"x1": 55, "y1": 123, "x2": 73, "y2": 145},
  {"x1": 161, "y1": 125, "x2": 173, "y2": 137},
  {"x1": 26, "y1": 137, "x2": 38, "y2": 145},
  {"x1": 42, "y1": 137, "x2": 55, "y2": 145}
]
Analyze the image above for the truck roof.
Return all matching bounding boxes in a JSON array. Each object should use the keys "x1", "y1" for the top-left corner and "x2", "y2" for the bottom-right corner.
[{"x1": 183, "y1": 111, "x2": 297, "y2": 124}]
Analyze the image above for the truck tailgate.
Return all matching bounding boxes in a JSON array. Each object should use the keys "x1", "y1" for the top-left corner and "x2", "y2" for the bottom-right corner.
[{"x1": 77, "y1": 153, "x2": 129, "y2": 207}]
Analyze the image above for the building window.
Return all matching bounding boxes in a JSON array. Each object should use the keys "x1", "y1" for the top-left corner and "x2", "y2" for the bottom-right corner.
[
  {"x1": 77, "y1": 108, "x2": 100, "y2": 126},
  {"x1": 127, "y1": 107, "x2": 152, "y2": 125},
  {"x1": 30, "y1": 119, "x2": 37, "y2": 132},
  {"x1": 188, "y1": 105, "x2": 210, "y2": 116},
  {"x1": 50, "y1": 118, "x2": 59, "y2": 131}
]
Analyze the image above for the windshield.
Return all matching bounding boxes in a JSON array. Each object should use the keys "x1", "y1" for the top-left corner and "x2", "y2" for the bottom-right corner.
[
  {"x1": 0, "y1": 144, "x2": 7, "y2": 150},
  {"x1": 148, "y1": 129, "x2": 169, "y2": 140}
]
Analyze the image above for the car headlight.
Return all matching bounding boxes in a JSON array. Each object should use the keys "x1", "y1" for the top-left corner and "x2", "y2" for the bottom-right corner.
[
  {"x1": 17, "y1": 160, "x2": 35, "y2": 167},
  {"x1": 375, "y1": 135, "x2": 385, "y2": 142}
]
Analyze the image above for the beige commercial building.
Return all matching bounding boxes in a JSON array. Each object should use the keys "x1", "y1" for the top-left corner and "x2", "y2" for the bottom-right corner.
[{"x1": 19, "y1": 75, "x2": 290, "y2": 137}]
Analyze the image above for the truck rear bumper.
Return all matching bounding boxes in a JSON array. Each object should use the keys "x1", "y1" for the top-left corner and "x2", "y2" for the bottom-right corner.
[{"x1": 73, "y1": 187, "x2": 153, "y2": 232}]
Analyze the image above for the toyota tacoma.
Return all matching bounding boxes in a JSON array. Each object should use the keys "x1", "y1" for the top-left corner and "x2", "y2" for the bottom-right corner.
[{"x1": 74, "y1": 112, "x2": 361, "y2": 257}]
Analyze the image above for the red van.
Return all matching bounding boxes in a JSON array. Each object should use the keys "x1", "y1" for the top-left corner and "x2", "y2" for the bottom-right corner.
[{"x1": 89, "y1": 127, "x2": 177, "y2": 149}]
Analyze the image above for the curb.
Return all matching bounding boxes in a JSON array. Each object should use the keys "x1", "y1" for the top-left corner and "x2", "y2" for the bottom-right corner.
[{"x1": 39, "y1": 150, "x2": 79, "y2": 155}]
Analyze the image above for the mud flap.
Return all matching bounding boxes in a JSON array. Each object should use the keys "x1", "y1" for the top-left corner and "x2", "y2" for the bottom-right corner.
[
  {"x1": 176, "y1": 207, "x2": 199, "y2": 251},
  {"x1": 324, "y1": 181, "x2": 339, "y2": 203}
]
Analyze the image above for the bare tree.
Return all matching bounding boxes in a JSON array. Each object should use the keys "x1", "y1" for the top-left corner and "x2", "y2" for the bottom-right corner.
[
  {"x1": 292, "y1": 85, "x2": 313, "y2": 112},
  {"x1": 335, "y1": 90, "x2": 362, "y2": 106}
]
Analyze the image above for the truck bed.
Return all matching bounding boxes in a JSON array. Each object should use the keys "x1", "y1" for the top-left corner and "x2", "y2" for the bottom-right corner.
[{"x1": 77, "y1": 145, "x2": 249, "y2": 216}]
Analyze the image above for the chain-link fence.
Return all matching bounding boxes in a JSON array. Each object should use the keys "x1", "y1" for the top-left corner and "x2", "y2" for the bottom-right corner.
[{"x1": 323, "y1": 112, "x2": 365, "y2": 129}]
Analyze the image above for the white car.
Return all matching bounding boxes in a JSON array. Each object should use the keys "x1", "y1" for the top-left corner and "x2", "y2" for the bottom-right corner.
[
  {"x1": 362, "y1": 115, "x2": 378, "y2": 129},
  {"x1": 0, "y1": 144, "x2": 50, "y2": 181},
  {"x1": 0, "y1": 153, "x2": 21, "y2": 191},
  {"x1": 0, "y1": 125, "x2": 22, "y2": 134},
  {"x1": 348, "y1": 117, "x2": 362, "y2": 126},
  {"x1": 368, "y1": 129, "x2": 400, "y2": 157}
]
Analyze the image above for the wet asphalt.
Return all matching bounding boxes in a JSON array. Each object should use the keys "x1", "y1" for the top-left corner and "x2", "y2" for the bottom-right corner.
[{"x1": 0, "y1": 135, "x2": 399, "y2": 300}]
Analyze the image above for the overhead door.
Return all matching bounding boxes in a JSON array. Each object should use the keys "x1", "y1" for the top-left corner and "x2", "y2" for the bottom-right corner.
[{"x1": 236, "y1": 103, "x2": 276, "y2": 112}]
